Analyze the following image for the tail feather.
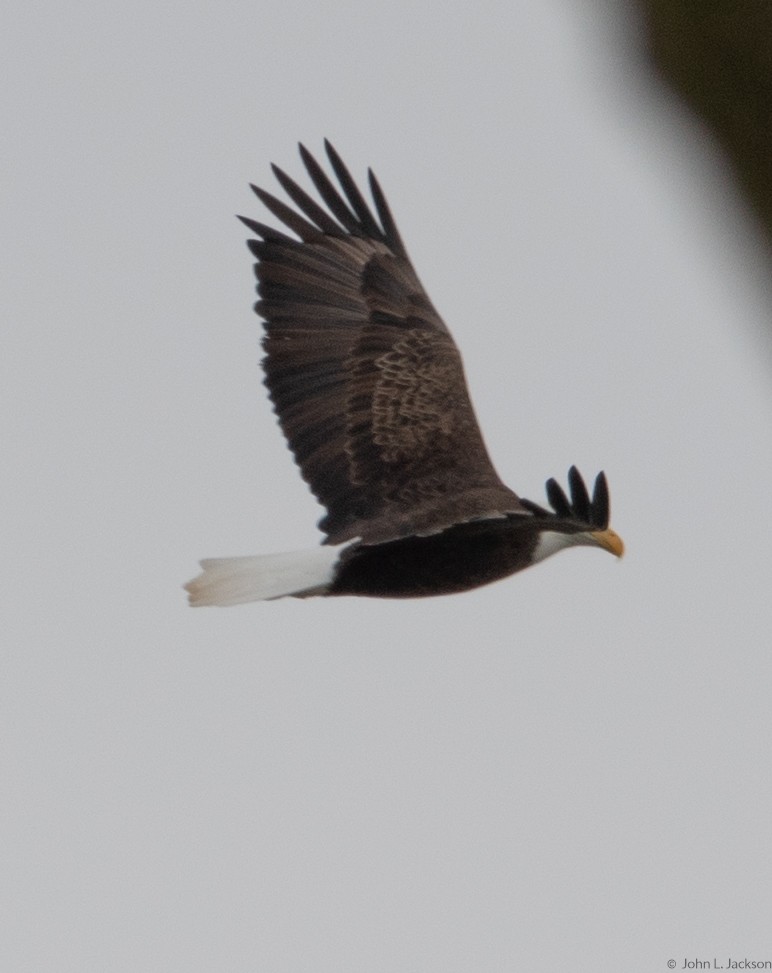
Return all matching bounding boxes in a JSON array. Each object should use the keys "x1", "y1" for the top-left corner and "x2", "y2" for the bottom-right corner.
[{"x1": 184, "y1": 542, "x2": 353, "y2": 606}]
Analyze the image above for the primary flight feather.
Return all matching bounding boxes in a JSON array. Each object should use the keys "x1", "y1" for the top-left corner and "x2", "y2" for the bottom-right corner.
[{"x1": 185, "y1": 141, "x2": 623, "y2": 604}]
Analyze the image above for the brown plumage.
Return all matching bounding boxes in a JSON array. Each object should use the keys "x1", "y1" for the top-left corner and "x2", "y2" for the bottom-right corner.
[{"x1": 185, "y1": 141, "x2": 623, "y2": 604}]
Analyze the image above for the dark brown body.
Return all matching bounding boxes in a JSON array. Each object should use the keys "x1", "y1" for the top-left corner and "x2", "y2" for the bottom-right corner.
[{"x1": 329, "y1": 516, "x2": 541, "y2": 598}]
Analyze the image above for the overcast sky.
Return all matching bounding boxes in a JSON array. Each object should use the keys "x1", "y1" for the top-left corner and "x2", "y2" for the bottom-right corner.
[{"x1": 4, "y1": 1, "x2": 772, "y2": 970}]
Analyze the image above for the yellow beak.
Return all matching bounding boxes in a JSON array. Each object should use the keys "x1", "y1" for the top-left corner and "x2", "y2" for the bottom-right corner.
[{"x1": 590, "y1": 527, "x2": 625, "y2": 558}]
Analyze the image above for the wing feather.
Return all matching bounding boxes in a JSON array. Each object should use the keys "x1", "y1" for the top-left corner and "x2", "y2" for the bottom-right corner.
[
  {"x1": 243, "y1": 142, "x2": 525, "y2": 543},
  {"x1": 270, "y1": 163, "x2": 346, "y2": 237},
  {"x1": 322, "y1": 139, "x2": 385, "y2": 240}
]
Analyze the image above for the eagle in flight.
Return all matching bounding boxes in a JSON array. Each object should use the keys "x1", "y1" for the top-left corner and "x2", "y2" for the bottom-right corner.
[{"x1": 185, "y1": 141, "x2": 623, "y2": 604}]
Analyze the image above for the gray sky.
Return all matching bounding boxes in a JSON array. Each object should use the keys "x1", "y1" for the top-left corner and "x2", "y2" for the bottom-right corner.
[{"x1": 4, "y1": 1, "x2": 772, "y2": 970}]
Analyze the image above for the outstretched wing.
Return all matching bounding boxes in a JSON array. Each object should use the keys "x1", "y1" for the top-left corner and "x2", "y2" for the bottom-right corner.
[{"x1": 242, "y1": 141, "x2": 525, "y2": 544}]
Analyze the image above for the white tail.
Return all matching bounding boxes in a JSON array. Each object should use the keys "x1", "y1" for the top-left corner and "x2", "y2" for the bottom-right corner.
[{"x1": 185, "y1": 542, "x2": 354, "y2": 606}]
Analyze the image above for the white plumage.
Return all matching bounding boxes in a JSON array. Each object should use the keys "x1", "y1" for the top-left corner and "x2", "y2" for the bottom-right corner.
[{"x1": 185, "y1": 542, "x2": 354, "y2": 606}]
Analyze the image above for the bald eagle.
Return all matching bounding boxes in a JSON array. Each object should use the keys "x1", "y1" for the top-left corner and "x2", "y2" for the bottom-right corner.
[{"x1": 185, "y1": 141, "x2": 623, "y2": 604}]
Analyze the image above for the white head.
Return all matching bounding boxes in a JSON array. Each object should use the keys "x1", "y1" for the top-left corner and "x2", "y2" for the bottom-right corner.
[{"x1": 532, "y1": 526, "x2": 624, "y2": 565}]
